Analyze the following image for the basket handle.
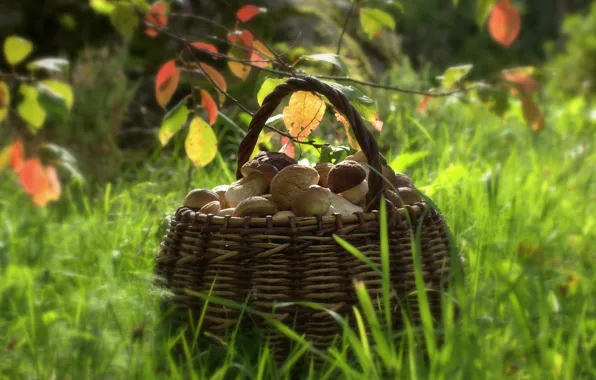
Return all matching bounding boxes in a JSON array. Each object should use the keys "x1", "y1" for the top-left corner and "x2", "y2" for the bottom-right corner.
[{"x1": 236, "y1": 76, "x2": 385, "y2": 212}]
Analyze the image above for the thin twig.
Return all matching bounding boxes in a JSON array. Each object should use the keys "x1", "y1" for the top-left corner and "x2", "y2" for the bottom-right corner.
[{"x1": 332, "y1": 0, "x2": 358, "y2": 75}]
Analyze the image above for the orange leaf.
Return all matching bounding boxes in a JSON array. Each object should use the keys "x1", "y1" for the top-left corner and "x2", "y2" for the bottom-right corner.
[
  {"x1": 372, "y1": 112, "x2": 383, "y2": 132},
  {"x1": 282, "y1": 91, "x2": 326, "y2": 141},
  {"x1": 197, "y1": 63, "x2": 227, "y2": 104},
  {"x1": 155, "y1": 60, "x2": 180, "y2": 109},
  {"x1": 280, "y1": 136, "x2": 295, "y2": 159},
  {"x1": 44, "y1": 165, "x2": 61, "y2": 201},
  {"x1": 488, "y1": 0, "x2": 521, "y2": 47},
  {"x1": 236, "y1": 5, "x2": 265, "y2": 23},
  {"x1": 502, "y1": 67, "x2": 537, "y2": 95},
  {"x1": 201, "y1": 89, "x2": 218, "y2": 125},
  {"x1": 253, "y1": 40, "x2": 275, "y2": 59},
  {"x1": 517, "y1": 92, "x2": 544, "y2": 132},
  {"x1": 335, "y1": 111, "x2": 360, "y2": 150},
  {"x1": 18, "y1": 158, "x2": 46, "y2": 195},
  {"x1": 418, "y1": 95, "x2": 431, "y2": 112},
  {"x1": 227, "y1": 30, "x2": 254, "y2": 48},
  {"x1": 190, "y1": 42, "x2": 218, "y2": 55},
  {"x1": 10, "y1": 139, "x2": 25, "y2": 172},
  {"x1": 145, "y1": 1, "x2": 168, "y2": 38},
  {"x1": 249, "y1": 48, "x2": 268, "y2": 68}
]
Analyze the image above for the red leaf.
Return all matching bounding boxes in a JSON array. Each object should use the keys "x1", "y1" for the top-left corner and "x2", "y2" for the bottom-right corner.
[
  {"x1": 10, "y1": 139, "x2": 25, "y2": 172},
  {"x1": 227, "y1": 30, "x2": 254, "y2": 48},
  {"x1": 197, "y1": 63, "x2": 227, "y2": 104},
  {"x1": 190, "y1": 42, "x2": 218, "y2": 55},
  {"x1": 236, "y1": 5, "x2": 265, "y2": 23},
  {"x1": 418, "y1": 95, "x2": 431, "y2": 112},
  {"x1": 488, "y1": 0, "x2": 521, "y2": 47},
  {"x1": 280, "y1": 136, "x2": 295, "y2": 159},
  {"x1": 372, "y1": 112, "x2": 383, "y2": 132},
  {"x1": 18, "y1": 158, "x2": 45, "y2": 195},
  {"x1": 145, "y1": 1, "x2": 168, "y2": 38},
  {"x1": 201, "y1": 89, "x2": 218, "y2": 125},
  {"x1": 249, "y1": 48, "x2": 268, "y2": 68},
  {"x1": 502, "y1": 67, "x2": 538, "y2": 95},
  {"x1": 155, "y1": 60, "x2": 180, "y2": 109}
]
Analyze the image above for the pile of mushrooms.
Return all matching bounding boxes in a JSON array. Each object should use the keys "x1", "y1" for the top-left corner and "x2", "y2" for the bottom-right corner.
[{"x1": 182, "y1": 151, "x2": 422, "y2": 218}]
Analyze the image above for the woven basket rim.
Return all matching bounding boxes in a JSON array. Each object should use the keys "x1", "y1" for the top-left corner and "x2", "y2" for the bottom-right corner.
[{"x1": 174, "y1": 201, "x2": 428, "y2": 227}]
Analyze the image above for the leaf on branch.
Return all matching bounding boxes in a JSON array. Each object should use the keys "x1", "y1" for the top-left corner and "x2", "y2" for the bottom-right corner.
[
  {"x1": 185, "y1": 116, "x2": 218, "y2": 169},
  {"x1": 40, "y1": 80, "x2": 74, "y2": 110},
  {"x1": 502, "y1": 66, "x2": 537, "y2": 95},
  {"x1": 17, "y1": 84, "x2": 46, "y2": 132},
  {"x1": 253, "y1": 40, "x2": 275, "y2": 59},
  {"x1": 322, "y1": 81, "x2": 377, "y2": 122},
  {"x1": 26, "y1": 58, "x2": 69, "y2": 74},
  {"x1": 418, "y1": 94, "x2": 432, "y2": 112},
  {"x1": 145, "y1": 1, "x2": 168, "y2": 38},
  {"x1": 517, "y1": 92, "x2": 544, "y2": 132},
  {"x1": 0, "y1": 81, "x2": 10, "y2": 123},
  {"x1": 475, "y1": 0, "x2": 495, "y2": 28},
  {"x1": 257, "y1": 78, "x2": 284, "y2": 106},
  {"x1": 280, "y1": 136, "x2": 295, "y2": 159},
  {"x1": 227, "y1": 30, "x2": 254, "y2": 48},
  {"x1": 90, "y1": 0, "x2": 115, "y2": 15},
  {"x1": 437, "y1": 64, "x2": 473, "y2": 89},
  {"x1": 110, "y1": 3, "x2": 139, "y2": 40},
  {"x1": 372, "y1": 112, "x2": 383, "y2": 132},
  {"x1": 4, "y1": 36, "x2": 33, "y2": 66},
  {"x1": 18, "y1": 158, "x2": 45, "y2": 195},
  {"x1": 190, "y1": 42, "x2": 218, "y2": 55},
  {"x1": 10, "y1": 139, "x2": 25, "y2": 172},
  {"x1": 201, "y1": 89, "x2": 218, "y2": 125},
  {"x1": 335, "y1": 111, "x2": 359, "y2": 150},
  {"x1": 227, "y1": 45, "x2": 252, "y2": 81},
  {"x1": 488, "y1": 0, "x2": 521, "y2": 47},
  {"x1": 301, "y1": 54, "x2": 349, "y2": 75},
  {"x1": 283, "y1": 92, "x2": 326, "y2": 141},
  {"x1": 37, "y1": 83, "x2": 70, "y2": 125},
  {"x1": 359, "y1": 8, "x2": 396, "y2": 39},
  {"x1": 197, "y1": 63, "x2": 227, "y2": 104},
  {"x1": 236, "y1": 5, "x2": 266, "y2": 23},
  {"x1": 158, "y1": 96, "x2": 189, "y2": 146},
  {"x1": 33, "y1": 165, "x2": 61, "y2": 208},
  {"x1": 155, "y1": 60, "x2": 180, "y2": 109}
]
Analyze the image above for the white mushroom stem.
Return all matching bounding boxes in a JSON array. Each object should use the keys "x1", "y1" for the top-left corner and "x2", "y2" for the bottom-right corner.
[
  {"x1": 327, "y1": 193, "x2": 363, "y2": 215},
  {"x1": 225, "y1": 173, "x2": 268, "y2": 207},
  {"x1": 339, "y1": 180, "x2": 368, "y2": 205}
]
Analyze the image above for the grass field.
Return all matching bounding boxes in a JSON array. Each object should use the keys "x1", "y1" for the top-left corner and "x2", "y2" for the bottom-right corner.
[{"x1": 0, "y1": 93, "x2": 594, "y2": 379}]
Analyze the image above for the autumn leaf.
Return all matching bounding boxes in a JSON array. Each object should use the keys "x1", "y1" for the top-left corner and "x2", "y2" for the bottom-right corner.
[
  {"x1": 280, "y1": 136, "x2": 295, "y2": 159},
  {"x1": 418, "y1": 94, "x2": 432, "y2": 112},
  {"x1": 488, "y1": 0, "x2": 521, "y2": 47},
  {"x1": 227, "y1": 45, "x2": 252, "y2": 80},
  {"x1": 517, "y1": 92, "x2": 544, "y2": 132},
  {"x1": 372, "y1": 112, "x2": 383, "y2": 132},
  {"x1": 18, "y1": 158, "x2": 46, "y2": 195},
  {"x1": 283, "y1": 91, "x2": 326, "y2": 141},
  {"x1": 201, "y1": 89, "x2": 218, "y2": 125},
  {"x1": 236, "y1": 5, "x2": 266, "y2": 23},
  {"x1": 257, "y1": 78, "x2": 284, "y2": 105},
  {"x1": 197, "y1": 63, "x2": 227, "y2": 104},
  {"x1": 190, "y1": 42, "x2": 218, "y2": 55},
  {"x1": 10, "y1": 139, "x2": 25, "y2": 172},
  {"x1": 145, "y1": 1, "x2": 168, "y2": 38},
  {"x1": 502, "y1": 66, "x2": 538, "y2": 95},
  {"x1": 227, "y1": 30, "x2": 254, "y2": 48},
  {"x1": 0, "y1": 81, "x2": 9, "y2": 123},
  {"x1": 158, "y1": 97, "x2": 188, "y2": 146},
  {"x1": 17, "y1": 84, "x2": 46, "y2": 131},
  {"x1": 185, "y1": 116, "x2": 218, "y2": 168},
  {"x1": 155, "y1": 60, "x2": 180, "y2": 109},
  {"x1": 33, "y1": 165, "x2": 61, "y2": 207},
  {"x1": 335, "y1": 111, "x2": 360, "y2": 150},
  {"x1": 3, "y1": 36, "x2": 33, "y2": 66},
  {"x1": 253, "y1": 40, "x2": 275, "y2": 59}
]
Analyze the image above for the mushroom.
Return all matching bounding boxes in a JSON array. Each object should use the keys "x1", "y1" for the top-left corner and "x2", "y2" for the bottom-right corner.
[
  {"x1": 216, "y1": 208, "x2": 235, "y2": 216},
  {"x1": 292, "y1": 185, "x2": 332, "y2": 216},
  {"x1": 345, "y1": 150, "x2": 367, "y2": 164},
  {"x1": 240, "y1": 160, "x2": 279, "y2": 184},
  {"x1": 199, "y1": 200, "x2": 221, "y2": 214},
  {"x1": 250, "y1": 151, "x2": 298, "y2": 172},
  {"x1": 232, "y1": 196, "x2": 278, "y2": 217},
  {"x1": 212, "y1": 184, "x2": 231, "y2": 208},
  {"x1": 183, "y1": 189, "x2": 220, "y2": 209},
  {"x1": 273, "y1": 210, "x2": 296, "y2": 219},
  {"x1": 314, "y1": 162, "x2": 334, "y2": 188},
  {"x1": 327, "y1": 161, "x2": 369, "y2": 205},
  {"x1": 225, "y1": 173, "x2": 269, "y2": 207},
  {"x1": 326, "y1": 193, "x2": 364, "y2": 215},
  {"x1": 270, "y1": 165, "x2": 320, "y2": 210},
  {"x1": 395, "y1": 187, "x2": 422, "y2": 206},
  {"x1": 393, "y1": 173, "x2": 414, "y2": 189}
]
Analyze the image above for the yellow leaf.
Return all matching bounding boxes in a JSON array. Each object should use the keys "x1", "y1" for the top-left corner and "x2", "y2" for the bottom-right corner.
[
  {"x1": 282, "y1": 91, "x2": 326, "y2": 141},
  {"x1": 0, "y1": 144, "x2": 10, "y2": 171},
  {"x1": 335, "y1": 111, "x2": 360, "y2": 150},
  {"x1": 4, "y1": 36, "x2": 33, "y2": 66},
  {"x1": 253, "y1": 40, "x2": 275, "y2": 59},
  {"x1": 40, "y1": 80, "x2": 74, "y2": 110},
  {"x1": 227, "y1": 45, "x2": 251, "y2": 80},
  {"x1": 185, "y1": 116, "x2": 217, "y2": 169},
  {"x1": 17, "y1": 84, "x2": 46, "y2": 132},
  {"x1": 0, "y1": 82, "x2": 10, "y2": 123}
]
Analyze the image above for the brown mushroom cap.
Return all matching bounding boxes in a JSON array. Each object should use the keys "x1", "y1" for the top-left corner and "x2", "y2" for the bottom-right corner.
[
  {"x1": 292, "y1": 185, "x2": 332, "y2": 216},
  {"x1": 225, "y1": 173, "x2": 269, "y2": 207},
  {"x1": 270, "y1": 164, "x2": 320, "y2": 210},
  {"x1": 184, "y1": 189, "x2": 220, "y2": 209},
  {"x1": 251, "y1": 151, "x2": 298, "y2": 172},
  {"x1": 393, "y1": 173, "x2": 414, "y2": 189},
  {"x1": 314, "y1": 162, "x2": 334, "y2": 188},
  {"x1": 199, "y1": 200, "x2": 221, "y2": 214},
  {"x1": 240, "y1": 160, "x2": 279, "y2": 183},
  {"x1": 232, "y1": 196, "x2": 278, "y2": 217},
  {"x1": 396, "y1": 187, "x2": 422, "y2": 206},
  {"x1": 327, "y1": 161, "x2": 367, "y2": 194},
  {"x1": 212, "y1": 184, "x2": 231, "y2": 208}
]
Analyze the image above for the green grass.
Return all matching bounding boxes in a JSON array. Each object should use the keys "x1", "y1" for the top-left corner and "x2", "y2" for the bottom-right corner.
[{"x1": 0, "y1": 93, "x2": 594, "y2": 379}]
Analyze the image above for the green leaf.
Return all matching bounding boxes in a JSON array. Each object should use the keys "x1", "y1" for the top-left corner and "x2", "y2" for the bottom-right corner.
[
  {"x1": 436, "y1": 64, "x2": 473, "y2": 89},
  {"x1": 476, "y1": 0, "x2": 495, "y2": 28},
  {"x1": 319, "y1": 145, "x2": 351, "y2": 164},
  {"x1": 110, "y1": 3, "x2": 139, "y2": 39},
  {"x1": 159, "y1": 97, "x2": 189, "y2": 146},
  {"x1": 40, "y1": 80, "x2": 73, "y2": 109},
  {"x1": 322, "y1": 81, "x2": 377, "y2": 122},
  {"x1": 359, "y1": 8, "x2": 396, "y2": 39},
  {"x1": 27, "y1": 58, "x2": 70, "y2": 74},
  {"x1": 257, "y1": 78, "x2": 284, "y2": 106},
  {"x1": 3, "y1": 36, "x2": 33, "y2": 66},
  {"x1": 0, "y1": 82, "x2": 10, "y2": 123},
  {"x1": 37, "y1": 83, "x2": 69, "y2": 125},
  {"x1": 185, "y1": 116, "x2": 218, "y2": 169},
  {"x1": 17, "y1": 84, "x2": 46, "y2": 132},
  {"x1": 389, "y1": 151, "x2": 429, "y2": 172},
  {"x1": 301, "y1": 54, "x2": 350, "y2": 75},
  {"x1": 90, "y1": 0, "x2": 116, "y2": 14}
]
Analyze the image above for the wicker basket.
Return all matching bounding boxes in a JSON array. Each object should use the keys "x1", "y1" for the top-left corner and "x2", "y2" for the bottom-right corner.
[{"x1": 155, "y1": 76, "x2": 460, "y2": 354}]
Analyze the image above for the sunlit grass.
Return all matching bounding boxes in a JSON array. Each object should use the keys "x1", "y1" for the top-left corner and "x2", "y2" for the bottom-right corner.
[{"x1": 0, "y1": 97, "x2": 594, "y2": 379}]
